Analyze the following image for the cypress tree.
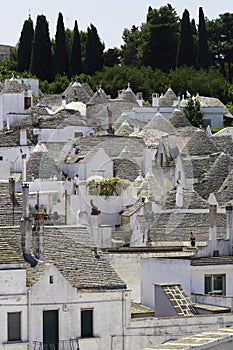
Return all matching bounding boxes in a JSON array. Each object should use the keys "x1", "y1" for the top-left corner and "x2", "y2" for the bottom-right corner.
[
  {"x1": 31, "y1": 15, "x2": 52, "y2": 81},
  {"x1": 177, "y1": 9, "x2": 196, "y2": 67},
  {"x1": 17, "y1": 16, "x2": 34, "y2": 72},
  {"x1": 70, "y1": 20, "x2": 82, "y2": 77},
  {"x1": 53, "y1": 12, "x2": 69, "y2": 78},
  {"x1": 86, "y1": 24, "x2": 104, "y2": 75},
  {"x1": 198, "y1": 7, "x2": 209, "y2": 69}
]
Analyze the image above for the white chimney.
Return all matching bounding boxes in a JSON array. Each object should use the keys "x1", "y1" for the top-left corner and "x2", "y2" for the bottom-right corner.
[
  {"x1": 152, "y1": 93, "x2": 159, "y2": 109},
  {"x1": 118, "y1": 90, "x2": 123, "y2": 99},
  {"x1": 20, "y1": 128, "x2": 27, "y2": 146},
  {"x1": 22, "y1": 153, "x2": 27, "y2": 182},
  {"x1": 209, "y1": 204, "x2": 218, "y2": 255},
  {"x1": 177, "y1": 95, "x2": 181, "y2": 110},
  {"x1": 20, "y1": 183, "x2": 31, "y2": 254},
  {"x1": 6, "y1": 115, "x2": 10, "y2": 130},
  {"x1": 176, "y1": 183, "x2": 183, "y2": 208},
  {"x1": 62, "y1": 95, "x2": 66, "y2": 109}
]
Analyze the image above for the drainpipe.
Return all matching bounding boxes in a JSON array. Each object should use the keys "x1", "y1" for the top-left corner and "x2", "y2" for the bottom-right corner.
[
  {"x1": 226, "y1": 205, "x2": 233, "y2": 255},
  {"x1": 27, "y1": 288, "x2": 31, "y2": 350},
  {"x1": 122, "y1": 291, "x2": 125, "y2": 350},
  {"x1": 9, "y1": 177, "x2": 15, "y2": 225}
]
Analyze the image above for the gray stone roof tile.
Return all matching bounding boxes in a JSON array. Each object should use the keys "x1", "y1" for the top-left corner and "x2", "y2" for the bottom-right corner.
[
  {"x1": 194, "y1": 152, "x2": 233, "y2": 200},
  {"x1": 150, "y1": 212, "x2": 226, "y2": 242},
  {"x1": 0, "y1": 226, "x2": 126, "y2": 290},
  {"x1": 169, "y1": 109, "x2": 192, "y2": 128}
]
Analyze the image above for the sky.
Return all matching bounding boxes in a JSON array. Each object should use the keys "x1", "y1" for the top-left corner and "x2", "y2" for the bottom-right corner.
[{"x1": 1, "y1": 0, "x2": 233, "y2": 49}]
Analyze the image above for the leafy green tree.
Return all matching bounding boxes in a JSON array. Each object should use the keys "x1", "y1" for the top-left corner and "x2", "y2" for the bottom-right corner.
[
  {"x1": 39, "y1": 74, "x2": 70, "y2": 94},
  {"x1": 53, "y1": 12, "x2": 69, "y2": 78},
  {"x1": 168, "y1": 66, "x2": 228, "y2": 101},
  {"x1": 183, "y1": 97, "x2": 204, "y2": 126},
  {"x1": 177, "y1": 9, "x2": 196, "y2": 67},
  {"x1": 86, "y1": 24, "x2": 105, "y2": 74},
  {"x1": 2, "y1": 47, "x2": 18, "y2": 71},
  {"x1": 70, "y1": 20, "x2": 82, "y2": 77},
  {"x1": 91, "y1": 64, "x2": 168, "y2": 101},
  {"x1": 103, "y1": 48, "x2": 121, "y2": 67},
  {"x1": 140, "y1": 4, "x2": 179, "y2": 71},
  {"x1": 31, "y1": 15, "x2": 52, "y2": 81},
  {"x1": 17, "y1": 16, "x2": 34, "y2": 72},
  {"x1": 208, "y1": 13, "x2": 233, "y2": 82},
  {"x1": 198, "y1": 7, "x2": 209, "y2": 69}
]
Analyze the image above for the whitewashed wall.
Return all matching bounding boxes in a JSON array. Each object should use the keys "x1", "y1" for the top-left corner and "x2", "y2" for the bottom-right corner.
[
  {"x1": 141, "y1": 258, "x2": 191, "y2": 308},
  {"x1": 191, "y1": 264, "x2": 233, "y2": 296}
]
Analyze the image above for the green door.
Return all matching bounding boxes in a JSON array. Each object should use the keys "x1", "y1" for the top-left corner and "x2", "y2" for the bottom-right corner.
[{"x1": 43, "y1": 310, "x2": 58, "y2": 349}]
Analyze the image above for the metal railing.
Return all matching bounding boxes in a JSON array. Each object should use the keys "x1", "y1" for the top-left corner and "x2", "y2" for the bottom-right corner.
[{"x1": 32, "y1": 340, "x2": 79, "y2": 350}]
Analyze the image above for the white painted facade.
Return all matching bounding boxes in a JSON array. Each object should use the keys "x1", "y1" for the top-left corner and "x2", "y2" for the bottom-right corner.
[
  {"x1": 0, "y1": 145, "x2": 33, "y2": 180},
  {"x1": 0, "y1": 90, "x2": 32, "y2": 130},
  {"x1": 0, "y1": 262, "x2": 128, "y2": 350},
  {"x1": 141, "y1": 258, "x2": 191, "y2": 308},
  {"x1": 33, "y1": 125, "x2": 94, "y2": 143},
  {"x1": 123, "y1": 104, "x2": 224, "y2": 128},
  {"x1": 3, "y1": 261, "x2": 233, "y2": 350}
]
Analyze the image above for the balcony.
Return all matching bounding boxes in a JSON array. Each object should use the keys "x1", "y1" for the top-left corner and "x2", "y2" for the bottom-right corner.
[{"x1": 32, "y1": 340, "x2": 79, "y2": 350}]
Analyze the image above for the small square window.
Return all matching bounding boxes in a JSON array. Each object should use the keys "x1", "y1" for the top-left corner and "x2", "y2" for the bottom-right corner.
[{"x1": 8, "y1": 312, "x2": 21, "y2": 341}]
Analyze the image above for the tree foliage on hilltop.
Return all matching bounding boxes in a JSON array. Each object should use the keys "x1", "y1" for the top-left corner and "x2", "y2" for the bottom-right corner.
[{"x1": 1, "y1": 5, "x2": 233, "y2": 107}]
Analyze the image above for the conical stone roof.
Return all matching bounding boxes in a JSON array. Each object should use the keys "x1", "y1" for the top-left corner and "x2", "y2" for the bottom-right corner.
[{"x1": 169, "y1": 109, "x2": 192, "y2": 128}]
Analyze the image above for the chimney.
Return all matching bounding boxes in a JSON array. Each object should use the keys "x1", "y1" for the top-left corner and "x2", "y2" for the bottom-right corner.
[
  {"x1": 33, "y1": 212, "x2": 44, "y2": 260},
  {"x1": 152, "y1": 93, "x2": 159, "y2": 110},
  {"x1": 21, "y1": 153, "x2": 27, "y2": 182},
  {"x1": 177, "y1": 95, "x2": 181, "y2": 110},
  {"x1": 20, "y1": 128, "x2": 27, "y2": 146},
  {"x1": 207, "y1": 194, "x2": 218, "y2": 256},
  {"x1": 176, "y1": 183, "x2": 183, "y2": 208},
  {"x1": 21, "y1": 183, "x2": 32, "y2": 254},
  {"x1": 62, "y1": 95, "x2": 66, "y2": 109},
  {"x1": 209, "y1": 204, "x2": 218, "y2": 255},
  {"x1": 21, "y1": 183, "x2": 38, "y2": 267},
  {"x1": 118, "y1": 90, "x2": 123, "y2": 99},
  {"x1": 226, "y1": 205, "x2": 233, "y2": 255},
  {"x1": 6, "y1": 115, "x2": 10, "y2": 130}
]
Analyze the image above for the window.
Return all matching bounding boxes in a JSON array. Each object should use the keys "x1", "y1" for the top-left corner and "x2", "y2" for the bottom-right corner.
[
  {"x1": 74, "y1": 132, "x2": 83, "y2": 138},
  {"x1": 81, "y1": 309, "x2": 93, "y2": 338},
  {"x1": 204, "y1": 274, "x2": 226, "y2": 295},
  {"x1": 0, "y1": 156, "x2": 3, "y2": 161},
  {"x1": 8, "y1": 312, "x2": 21, "y2": 342},
  {"x1": 24, "y1": 97, "x2": 31, "y2": 109}
]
